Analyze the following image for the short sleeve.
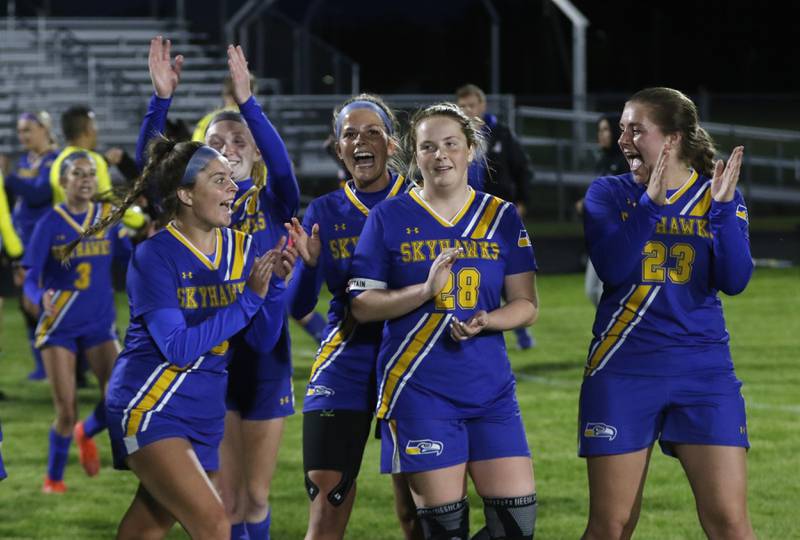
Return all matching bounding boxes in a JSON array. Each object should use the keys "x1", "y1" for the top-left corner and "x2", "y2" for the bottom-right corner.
[
  {"x1": 496, "y1": 203, "x2": 537, "y2": 275},
  {"x1": 348, "y1": 206, "x2": 390, "y2": 295}
]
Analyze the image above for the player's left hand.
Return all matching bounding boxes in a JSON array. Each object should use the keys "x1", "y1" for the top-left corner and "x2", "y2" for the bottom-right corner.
[
  {"x1": 450, "y1": 310, "x2": 489, "y2": 342},
  {"x1": 711, "y1": 146, "x2": 744, "y2": 203},
  {"x1": 227, "y1": 44, "x2": 252, "y2": 105},
  {"x1": 267, "y1": 236, "x2": 294, "y2": 280}
]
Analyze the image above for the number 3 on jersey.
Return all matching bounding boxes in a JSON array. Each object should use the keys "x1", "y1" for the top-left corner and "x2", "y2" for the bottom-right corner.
[
  {"x1": 642, "y1": 241, "x2": 695, "y2": 284},
  {"x1": 74, "y1": 262, "x2": 91, "y2": 290},
  {"x1": 435, "y1": 267, "x2": 481, "y2": 310}
]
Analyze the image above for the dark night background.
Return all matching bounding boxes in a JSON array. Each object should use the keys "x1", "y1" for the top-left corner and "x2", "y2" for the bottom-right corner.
[{"x1": 8, "y1": 0, "x2": 800, "y2": 123}]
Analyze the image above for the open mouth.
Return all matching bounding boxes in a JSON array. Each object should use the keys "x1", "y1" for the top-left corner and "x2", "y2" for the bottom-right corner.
[
  {"x1": 221, "y1": 198, "x2": 235, "y2": 214},
  {"x1": 353, "y1": 150, "x2": 375, "y2": 168},
  {"x1": 623, "y1": 150, "x2": 644, "y2": 173},
  {"x1": 433, "y1": 165, "x2": 453, "y2": 173}
]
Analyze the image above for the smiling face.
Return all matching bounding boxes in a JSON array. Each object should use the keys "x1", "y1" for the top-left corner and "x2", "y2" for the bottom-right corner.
[
  {"x1": 415, "y1": 115, "x2": 474, "y2": 192},
  {"x1": 60, "y1": 157, "x2": 97, "y2": 206},
  {"x1": 335, "y1": 108, "x2": 394, "y2": 190},
  {"x1": 177, "y1": 157, "x2": 239, "y2": 228},
  {"x1": 205, "y1": 120, "x2": 262, "y2": 182},
  {"x1": 618, "y1": 101, "x2": 672, "y2": 184}
]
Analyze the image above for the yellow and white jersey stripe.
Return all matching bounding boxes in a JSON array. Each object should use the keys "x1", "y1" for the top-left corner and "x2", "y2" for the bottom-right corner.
[
  {"x1": 376, "y1": 313, "x2": 453, "y2": 419},
  {"x1": 584, "y1": 284, "x2": 661, "y2": 376}
]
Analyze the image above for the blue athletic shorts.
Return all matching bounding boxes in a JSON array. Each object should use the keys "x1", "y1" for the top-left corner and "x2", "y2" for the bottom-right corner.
[
  {"x1": 380, "y1": 411, "x2": 531, "y2": 474},
  {"x1": 107, "y1": 407, "x2": 224, "y2": 472},
  {"x1": 578, "y1": 370, "x2": 749, "y2": 457},
  {"x1": 36, "y1": 318, "x2": 117, "y2": 354},
  {"x1": 226, "y1": 374, "x2": 295, "y2": 420}
]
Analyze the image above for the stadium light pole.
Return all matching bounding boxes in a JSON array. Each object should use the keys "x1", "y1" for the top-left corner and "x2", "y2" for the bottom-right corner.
[
  {"x1": 549, "y1": 0, "x2": 588, "y2": 169},
  {"x1": 479, "y1": 0, "x2": 501, "y2": 95}
]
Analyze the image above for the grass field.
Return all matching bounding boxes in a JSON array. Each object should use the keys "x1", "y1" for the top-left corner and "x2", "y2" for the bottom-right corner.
[{"x1": 0, "y1": 268, "x2": 798, "y2": 539}]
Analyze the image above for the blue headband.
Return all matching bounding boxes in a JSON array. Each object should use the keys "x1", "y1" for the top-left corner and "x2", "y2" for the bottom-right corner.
[
  {"x1": 60, "y1": 151, "x2": 94, "y2": 176},
  {"x1": 181, "y1": 146, "x2": 224, "y2": 185},
  {"x1": 334, "y1": 101, "x2": 393, "y2": 138},
  {"x1": 18, "y1": 112, "x2": 41, "y2": 124}
]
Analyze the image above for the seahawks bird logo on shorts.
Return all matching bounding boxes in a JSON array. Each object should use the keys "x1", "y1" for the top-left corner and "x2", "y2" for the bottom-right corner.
[
  {"x1": 306, "y1": 385, "x2": 335, "y2": 397},
  {"x1": 584, "y1": 422, "x2": 618, "y2": 441},
  {"x1": 405, "y1": 439, "x2": 444, "y2": 456}
]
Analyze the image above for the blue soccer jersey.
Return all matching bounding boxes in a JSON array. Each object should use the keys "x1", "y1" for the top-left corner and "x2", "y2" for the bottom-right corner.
[
  {"x1": 106, "y1": 224, "x2": 263, "y2": 465},
  {"x1": 290, "y1": 174, "x2": 412, "y2": 412},
  {"x1": 582, "y1": 171, "x2": 753, "y2": 377},
  {"x1": 4, "y1": 151, "x2": 57, "y2": 245},
  {"x1": 349, "y1": 188, "x2": 537, "y2": 420},
  {"x1": 22, "y1": 202, "x2": 131, "y2": 349},
  {"x1": 136, "y1": 94, "x2": 300, "y2": 401}
]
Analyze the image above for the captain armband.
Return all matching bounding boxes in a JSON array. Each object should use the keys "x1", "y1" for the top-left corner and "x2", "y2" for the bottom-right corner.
[{"x1": 346, "y1": 277, "x2": 387, "y2": 292}]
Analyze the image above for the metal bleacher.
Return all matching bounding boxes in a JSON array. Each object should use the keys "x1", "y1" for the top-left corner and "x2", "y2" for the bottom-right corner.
[{"x1": 0, "y1": 17, "x2": 278, "y2": 154}]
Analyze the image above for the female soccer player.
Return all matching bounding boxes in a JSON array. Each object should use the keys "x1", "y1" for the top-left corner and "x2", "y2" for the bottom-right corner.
[
  {"x1": 21, "y1": 151, "x2": 131, "y2": 492},
  {"x1": 4, "y1": 111, "x2": 59, "y2": 379},
  {"x1": 139, "y1": 37, "x2": 299, "y2": 538},
  {"x1": 348, "y1": 103, "x2": 539, "y2": 540},
  {"x1": 579, "y1": 87, "x2": 755, "y2": 539},
  {"x1": 69, "y1": 136, "x2": 278, "y2": 538},
  {"x1": 284, "y1": 93, "x2": 421, "y2": 540}
]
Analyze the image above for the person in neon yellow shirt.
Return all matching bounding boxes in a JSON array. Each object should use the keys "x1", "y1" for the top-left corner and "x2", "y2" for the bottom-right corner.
[{"x1": 50, "y1": 106, "x2": 146, "y2": 231}]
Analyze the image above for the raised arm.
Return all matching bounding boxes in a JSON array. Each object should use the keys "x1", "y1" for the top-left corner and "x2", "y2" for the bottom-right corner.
[
  {"x1": 228, "y1": 45, "x2": 299, "y2": 219},
  {"x1": 136, "y1": 36, "x2": 184, "y2": 169}
]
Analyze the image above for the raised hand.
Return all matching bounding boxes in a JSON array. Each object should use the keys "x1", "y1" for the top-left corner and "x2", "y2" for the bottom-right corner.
[
  {"x1": 450, "y1": 310, "x2": 489, "y2": 342},
  {"x1": 227, "y1": 44, "x2": 253, "y2": 104},
  {"x1": 148, "y1": 36, "x2": 184, "y2": 99},
  {"x1": 247, "y1": 250, "x2": 278, "y2": 298},
  {"x1": 284, "y1": 217, "x2": 321, "y2": 267},
  {"x1": 645, "y1": 140, "x2": 671, "y2": 206},
  {"x1": 711, "y1": 146, "x2": 744, "y2": 203},
  {"x1": 267, "y1": 236, "x2": 294, "y2": 280},
  {"x1": 424, "y1": 247, "x2": 462, "y2": 299}
]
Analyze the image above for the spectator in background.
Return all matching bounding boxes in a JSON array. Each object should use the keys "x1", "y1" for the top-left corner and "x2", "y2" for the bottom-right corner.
[
  {"x1": 578, "y1": 113, "x2": 629, "y2": 306},
  {"x1": 2, "y1": 111, "x2": 59, "y2": 380},
  {"x1": 457, "y1": 83, "x2": 536, "y2": 350}
]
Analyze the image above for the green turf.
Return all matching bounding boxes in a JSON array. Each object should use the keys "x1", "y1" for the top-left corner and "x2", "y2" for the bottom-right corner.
[{"x1": 0, "y1": 268, "x2": 798, "y2": 539}]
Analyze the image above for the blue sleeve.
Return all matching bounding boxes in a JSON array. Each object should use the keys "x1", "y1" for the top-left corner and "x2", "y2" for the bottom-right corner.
[
  {"x1": 239, "y1": 96, "x2": 300, "y2": 221},
  {"x1": 135, "y1": 94, "x2": 172, "y2": 170},
  {"x1": 242, "y1": 287, "x2": 285, "y2": 352},
  {"x1": 583, "y1": 178, "x2": 661, "y2": 286},
  {"x1": 21, "y1": 215, "x2": 52, "y2": 305},
  {"x1": 289, "y1": 259, "x2": 324, "y2": 319},
  {"x1": 288, "y1": 202, "x2": 325, "y2": 318},
  {"x1": 5, "y1": 158, "x2": 53, "y2": 207},
  {"x1": 143, "y1": 287, "x2": 263, "y2": 368},
  {"x1": 497, "y1": 203, "x2": 537, "y2": 275},
  {"x1": 348, "y1": 208, "x2": 390, "y2": 298},
  {"x1": 709, "y1": 193, "x2": 753, "y2": 295}
]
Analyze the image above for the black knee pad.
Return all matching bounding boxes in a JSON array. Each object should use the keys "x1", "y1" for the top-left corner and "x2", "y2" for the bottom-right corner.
[
  {"x1": 304, "y1": 470, "x2": 355, "y2": 507},
  {"x1": 326, "y1": 469, "x2": 354, "y2": 507},
  {"x1": 481, "y1": 493, "x2": 537, "y2": 540},
  {"x1": 304, "y1": 472, "x2": 320, "y2": 502},
  {"x1": 418, "y1": 498, "x2": 469, "y2": 540}
]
